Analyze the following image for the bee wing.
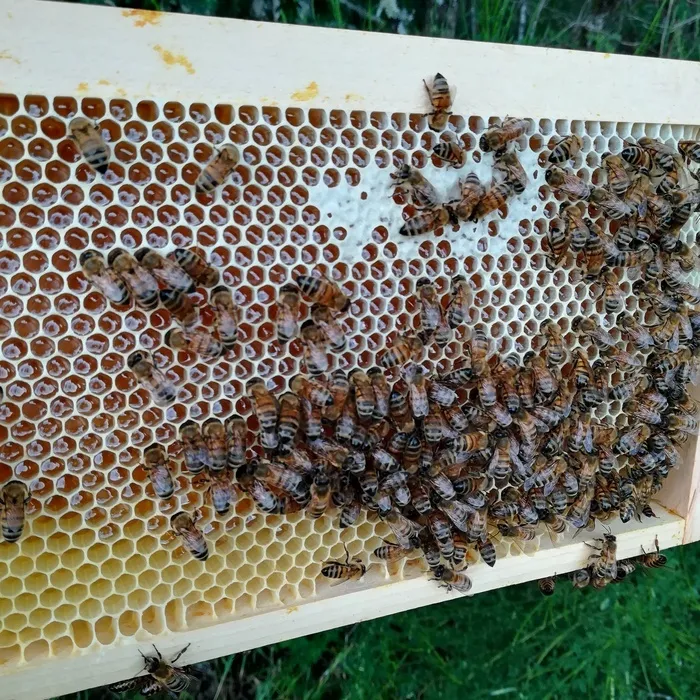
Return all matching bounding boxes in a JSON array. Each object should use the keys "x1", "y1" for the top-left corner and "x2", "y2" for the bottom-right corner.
[
  {"x1": 108, "y1": 675, "x2": 151, "y2": 694},
  {"x1": 140, "y1": 678, "x2": 166, "y2": 697}
]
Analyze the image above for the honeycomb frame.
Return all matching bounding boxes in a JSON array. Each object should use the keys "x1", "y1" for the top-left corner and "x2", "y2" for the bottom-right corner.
[{"x1": 0, "y1": 3, "x2": 698, "y2": 697}]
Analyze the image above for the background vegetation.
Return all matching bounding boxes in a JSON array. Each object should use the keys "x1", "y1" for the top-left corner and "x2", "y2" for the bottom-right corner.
[{"x1": 53, "y1": 0, "x2": 700, "y2": 697}]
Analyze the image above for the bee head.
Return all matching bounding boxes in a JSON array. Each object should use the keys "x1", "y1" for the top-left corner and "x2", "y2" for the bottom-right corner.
[
  {"x1": 127, "y1": 350, "x2": 147, "y2": 369},
  {"x1": 141, "y1": 652, "x2": 160, "y2": 674},
  {"x1": 106, "y1": 247, "x2": 127, "y2": 267},
  {"x1": 79, "y1": 250, "x2": 100, "y2": 267}
]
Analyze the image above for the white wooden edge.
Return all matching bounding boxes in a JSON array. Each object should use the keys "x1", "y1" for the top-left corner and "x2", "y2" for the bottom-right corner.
[
  {"x1": 2, "y1": 509, "x2": 683, "y2": 700},
  {"x1": 655, "y1": 383, "x2": 700, "y2": 543},
  {"x1": 1, "y1": 0, "x2": 700, "y2": 125}
]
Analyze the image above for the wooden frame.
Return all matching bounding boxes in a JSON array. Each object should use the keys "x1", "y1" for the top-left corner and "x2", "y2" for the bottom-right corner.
[{"x1": 0, "y1": 1, "x2": 699, "y2": 698}]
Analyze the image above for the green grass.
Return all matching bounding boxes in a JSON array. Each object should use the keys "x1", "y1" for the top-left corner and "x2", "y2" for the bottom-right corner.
[
  {"x1": 70, "y1": 0, "x2": 700, "y2": 59},
  {"x1": 53, "y1": 0, "x2": 700, "y2": 698},
  {"x1": 56, "y1": 542, "x2": 700, "y2": 700}
]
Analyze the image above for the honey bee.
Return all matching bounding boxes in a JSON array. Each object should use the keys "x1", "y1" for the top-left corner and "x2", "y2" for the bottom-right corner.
[
  {"x1": 391, "y1": 164, "x2": 440, "y2": 209},
  {"x1": 567, "y1": 484, "x2": 594, "y2": 529},
  {"x1": 296, "y1": 273, "x2": 350, "y2": 313},
  {"x1": 400, "y1": 205, "x2": 456, "y2": 237},
  {"x1": 275, "y1": 284, "x2": 301, "y2": 344},
  {"x1": 381, "y1": 507, "x2": 422, "y2": 549},
  {"x1": 300, "y1": 320, "x2": 329, "y2": 376},
  {"x1": 583, "y1": 227, "x2": 605, "y2": 279},
  {"x1": 276, "y1": 392, "x2": 301, "y2": 453},
  {"x1": 621, "y1": 143, "x2": 652, "y2": 175},
  {"x1": 426, "y1": 509, "x2": 455, "y2": 558},
  {"x1": 590, "y1": 187, "x2": 633, "y2": 220},
  {"x1": 207, "y1": 469, "x2": 237, "y2": 515},
  {"x1": 307, "y1": 466, "x2": 331, "y2": 519},
  {"x1": 69, "y1": 117, "x2": 110, "y2": 174},
  {"x1": 108, "y1": 249, "x2": 159, "y2": 310},
  {"x1": 423, "y1": 73, "x2": 453, "y2": 131},
  {"x1": 602, "y1": 153, "x2": 631, "y2": 196},
  {"x1": 253, "y1": 459, "x2": 307, "y2": 503},
  {"x1": 173, "y1": 248, "x2": 220, "y2": 288},
  {"x1": 179, "y1": 420, "x2": 211, "y2": 474},
  {"x1": 545, "y1": 167, "x2": 591, "y2": 200},
  {"x1": 319, "y1": 370, "x2": 349, "y2": 423},
  {"x1": 442, "y1": 275, "x2": 470, "y2": 330},
  {"x1": 618, "y1": 313, "x2": 655, "y2": 350},
  {"x1": 311, "y1": 304, "x2": 346, "y2": 352},
  {"x1": 346, "y1": 369, "x2": 373, "y2": 420},
  {"x1": 479, "y1": 117, "x2": 529, "y2": 153},
  {"x1": 0, "y1": 481, "x2": 29, "y2": 543},
  {"x1": 637, "y1": 137, "x2": 679, "y2": 172},
  {"x1": 656, "y1": 169, "x2": 679, "y2": 196},
  {"x1": 549, "y1": 134, "x2": 583, "y2": 164},
  {"x1": 159, "y1": 288, "x2": 199, "y2": 330},
  {"x1": 127, "y1": 350, "x2": 176, "y2": 406},
  {"x1": 195, "y1": 144, "x2": 240, "y2": 194},
  {"x1": 80, "y1": 250, "x2": 131, "y2": 306},
  {"x1": 540, "y1": 320, "x2": 565, "y2": 366},
  {"x1": 431, "y1": 564, "x2": 472, "y2": 594},
  {"x1": 546, "y1": 217, "x2": 570, "y2": 268},
  {"x1": 374, "y1": 539, "x2": 415, "y2": 562},
  {"x1": 380, "y1": 334, "x2": 424, "y2": 369},
  {"x1": 401, "y1": 362, "x2": 429, "y2": 418},
  {"x1": 368, "y1": 368, "x2": 390, "y2": 420},
  {"x1": 624, "y1": 174, "x2": 650, "y2": 218},
  {"x1": 452, "y1": 172, "x2": 485, "y2": 221},
  {"x1": 202, "y1": 418, "x2": 227, "y2": 472},
  {"x1": 433, "y1": 141, "x2": 465, "y2": 167},
  {"x1": 572, "y1": 317, "x2": 615, "y2": 350},
  {"x1": 170, "y1": 511, "x2": 208, "y2": 561},
  {"x1": 639, "y1": 536, "x2": 667, "y2": 568},
  {"x1": 246, "y1": 378, "x2": 279, "y2": 449},
  {"x1": 475, "y1": 536, "x2": 496, "y2": 566},
  {"x1": 615, "y1": 423, "x2": 651, "y2": 456},
  {"x1": 322, "y1": 544, "x2": 366, "y2": 582},
  {"x1": 666, "y1": 413, "x2": 699, "y2": 434},
  {"x1": 495, "y1": 151, "x2": 528, "y2": 193},
  {"x1": 339, "y1": 499, "x2": 361, "y2": 528},
  {"x1": 597, "y1": 270, "x2": 623, "y2": 314},
  {"x1": 474, "y1": 181, "x2": 513, "y2": 219},
  {"x1": 143, "y1": 444, "x2": 174, "y2": 499},
  {"x1": 108, "y1": 644, "x2": 196, "y2": 697},
  {"x1": 679, "y1": 140, "x2": 700, "y2": 164},
  {"x1": 538, "y1": 576, "x2": 557, "y2": 596},
  {"x1": 588, "y1": 532, "x2": 617, "y2": 584},
  {"x1": 389, "y1": 389, "x2": 415, "y2": 433},
  {"x1": 416, "y1": 278, "x2": 444, "y2": 339},
  {"x1": 211, "y1": 286, "x2": 239, "y2": 351},
  {"x1": 225, "y1": 415, "x2": 247, "y2": 468},
  {"x1": 237, "y1": 467, "x2": 280, "y2": 513},
  {"x1": 524, "y1": 352, "x2": 558, "y2": 400},
  {"x1": 570, "y1": 568, "x2": 591, "y2": 589},
  {"x1": 563, "y1": 205, "x2": 589, "y2": 252},
  {"x1": 134, "y1": 248, "x2": 194, "y2": 293},
  {"x1": 468, "y1": 327, "x2": 490, "y2": 377},
  {"x1": 291, "y1": 375, "x2": 333, "y2": 409},
  {"x1": 164, "y1": 328, "x2": 224, "y2": 360},
  {"x1": 604, "y1": 344, "x2": 642, "y2": 370}
]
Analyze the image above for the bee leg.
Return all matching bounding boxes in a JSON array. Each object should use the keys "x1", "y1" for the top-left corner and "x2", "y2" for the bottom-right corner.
[
  {"x1": 171, "y1": 642, "x2": 191, "y2": 664},
  {"x1": 343, "y1": 542, "x2": 351, "y2": 566},
  {"x1": 422, "y1": 79, "x2": 432, "y2": 99}
]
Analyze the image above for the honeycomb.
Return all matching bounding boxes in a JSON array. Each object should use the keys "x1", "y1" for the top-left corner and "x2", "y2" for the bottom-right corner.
[{"x1": 0, "y1": 90, "x2": 697, "y2": 668}]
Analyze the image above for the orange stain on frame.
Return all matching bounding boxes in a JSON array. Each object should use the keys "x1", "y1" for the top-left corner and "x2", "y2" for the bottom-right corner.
[
  {"x1": 291, "y1": 82, "x2": 319, "y2": 102},
  {"x1": 122, "y1": 9, "x2": 162, "y2": 27},
  {"x1": 153, "y1": 45, "x2": 196, "y2": 75}
]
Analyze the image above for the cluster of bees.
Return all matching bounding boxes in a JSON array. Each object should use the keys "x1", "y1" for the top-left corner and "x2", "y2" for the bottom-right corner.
[
  {"x1": 537, "y1": 534, "x2": 668, "y2": 595},
  {"x1": 3, "y1": 79, "x2": 700, "y2": 677},
  {"x1": 80, "y1": 245, "x2": 240, "y2": 403}
]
